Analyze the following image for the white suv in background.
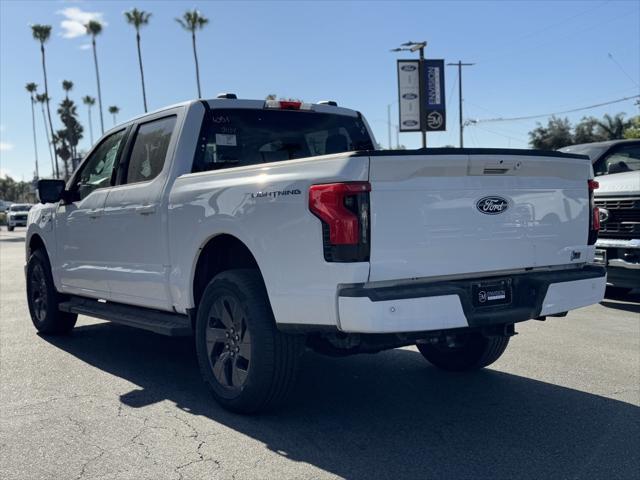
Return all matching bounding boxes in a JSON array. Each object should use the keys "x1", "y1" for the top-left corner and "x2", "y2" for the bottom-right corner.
[{"x1": 6, "y1": 203, "x2": 32, "y2": 231}]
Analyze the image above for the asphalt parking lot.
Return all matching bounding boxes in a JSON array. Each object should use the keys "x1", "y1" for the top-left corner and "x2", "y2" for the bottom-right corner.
[{"x1": 1, "y1": 228, "x2": 639, "y2": 480}]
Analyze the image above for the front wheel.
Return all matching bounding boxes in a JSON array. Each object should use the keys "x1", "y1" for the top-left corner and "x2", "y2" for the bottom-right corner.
[
  {"x1": 26, "y1": 249, "x2": 77, "y2": 334},
  {"x1": 416, "y1": 332, "x2": 509, "y2": 372},
  {"x1": 7, "y1": 225, "x2": 14, "y2": 231},
  {"x1": 195, "y1": 269, "x2": 305, "y2": 414}
]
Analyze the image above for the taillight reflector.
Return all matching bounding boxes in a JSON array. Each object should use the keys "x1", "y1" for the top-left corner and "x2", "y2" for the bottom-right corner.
[{"x1": 309, "y1": 182, "x2": 370, "y2": 245}]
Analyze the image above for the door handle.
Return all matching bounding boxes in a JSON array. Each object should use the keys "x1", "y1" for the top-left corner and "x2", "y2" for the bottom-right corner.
[
  {"x1": 136, "y1": 205, "x2": 157, "y2": 215},
  {"x1": 88, "y1": 209, "x2": 102, "y2": 219}
]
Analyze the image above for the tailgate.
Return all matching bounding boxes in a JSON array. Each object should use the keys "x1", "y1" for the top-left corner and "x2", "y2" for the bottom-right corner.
[{"x1": 368, "y1": 152, "x2": 592, "y2": 282}]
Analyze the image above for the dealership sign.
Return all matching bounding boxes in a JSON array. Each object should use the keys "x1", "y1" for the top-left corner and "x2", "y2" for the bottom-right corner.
[
  {"x1": 397, "y1": 58, "x2": 446, "y2": 133},
  {"x1": 424, "y1": 59, "x2": 446, "y2": 131},
  {"x1": 397, "y1": 60, "x2": 421, "y2": 131}
]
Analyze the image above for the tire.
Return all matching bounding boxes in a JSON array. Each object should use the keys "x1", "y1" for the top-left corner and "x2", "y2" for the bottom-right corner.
[
  {"x1": 195, "y1": 269, "x2": 305, "y2": 414},
  {"x1": 26, "y1": 249, "x2": 77, "y2": 334},
  {"x1": 416, "y1": 332, "x2": 509, "y2": 372},
  {"x1": 7, "y1": 225, "x2": 14, "y2": 231}
]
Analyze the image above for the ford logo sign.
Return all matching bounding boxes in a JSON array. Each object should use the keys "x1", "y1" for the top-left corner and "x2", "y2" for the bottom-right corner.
[
  {"x1": 401, "y1": 65, "x2": 417, "y2": 71},
  {"x1": 402, "y1": 93, "x2": 418, "y2": 100},
  {"x1": 402, "y1": 120, "x2": 418, "y2": 126},
  {"x1": 476, "y1": 196, "x2": 509, "y2": 215}
]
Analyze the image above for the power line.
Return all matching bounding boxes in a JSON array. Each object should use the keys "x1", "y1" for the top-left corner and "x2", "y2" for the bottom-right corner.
[
  {"x1": 468, "y1": 95, "x2": 640, "y2": 124},
  {"x1": 608, "y1": 53, "x2": 640, "y2": 88}
]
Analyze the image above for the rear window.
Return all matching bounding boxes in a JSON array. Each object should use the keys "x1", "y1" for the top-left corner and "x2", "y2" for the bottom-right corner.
[{"x1": 192, "y1": 108, "x2": 374, "y2": 172}]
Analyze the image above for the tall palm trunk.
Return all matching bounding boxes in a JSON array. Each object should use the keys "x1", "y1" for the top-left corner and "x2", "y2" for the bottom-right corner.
[
  {"x1": 29, "y1": 95, "x2": 39, "y2": 178},
  {"x1": 192, "y1": 31, "x2": 202, "y2": 98},
  {"x1": 136, "y1": 32, "x2": 148, "y2": 112},
  {"x1": 41, "y1": 44, "x2": 59, "y2": 178},
  {"x1": 92, "y1": 38, "x2": 105, "y2": 135},
  {"x1": 40, "y1": 102, "x2": 55, "y2": 177},
  {"x1": 87, "y1": 105, "x2": 94, "y2": 145}
]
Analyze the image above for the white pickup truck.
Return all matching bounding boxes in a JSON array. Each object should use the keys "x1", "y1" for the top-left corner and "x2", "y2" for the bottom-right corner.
[{"x1": 27, "y1": 97, "x2": 606, "y2": 413}]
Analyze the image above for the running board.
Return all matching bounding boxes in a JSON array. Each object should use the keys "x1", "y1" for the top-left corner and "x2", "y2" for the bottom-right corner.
[{"x1": 59, "y1": 297, "x2": 192, "y2": 336}]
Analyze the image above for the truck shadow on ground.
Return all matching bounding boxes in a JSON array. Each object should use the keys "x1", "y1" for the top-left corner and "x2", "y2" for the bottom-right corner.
[{"x1": 42, "y1": 323, "x2": 639, "y2": 480}]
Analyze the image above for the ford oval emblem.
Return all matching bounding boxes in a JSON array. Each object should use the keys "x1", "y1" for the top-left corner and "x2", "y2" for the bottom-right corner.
[
  {"x1": 401, "y1": 65, "x2": 417, "y2": 71},
  {"x1": 476, "y1": 196, "x2": 509, "y2": 215},
  {"x1": 402, "y1": 93, "x2": 418, "y2": 100},
  {"x1": 402, "y1": 120, "x2": 418, "y2": 126}
]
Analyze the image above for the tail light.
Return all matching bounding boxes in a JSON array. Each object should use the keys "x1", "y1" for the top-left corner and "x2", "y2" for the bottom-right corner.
[
  {"x1": 588, "y1": 179, "x2": 599, "y2": 245},
  {"x1": 309, "y1": 182, "x2": 371, "y2": 262}
]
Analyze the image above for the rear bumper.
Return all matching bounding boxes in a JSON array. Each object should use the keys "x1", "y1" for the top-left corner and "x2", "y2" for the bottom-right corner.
[
  {"x1": 595, "y1": 239, "x2": 640, "y2": 289},
  {"x1": 337, "y1": 266, "x2": 606, "y2": 333}
]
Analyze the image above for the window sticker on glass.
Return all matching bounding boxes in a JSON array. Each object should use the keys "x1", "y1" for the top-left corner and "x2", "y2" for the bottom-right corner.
[{"x1": 215, "y1": 133, "x2": 237, "y2": 146}]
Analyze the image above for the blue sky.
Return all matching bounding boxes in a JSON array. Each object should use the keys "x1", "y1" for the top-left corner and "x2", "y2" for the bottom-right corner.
[{"x1": 1, "y1": 0, "x2": 639, "y2": 180}]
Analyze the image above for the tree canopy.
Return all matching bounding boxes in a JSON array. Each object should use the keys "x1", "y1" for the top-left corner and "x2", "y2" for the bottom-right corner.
[{"x1": 529, "y1": 113, "x2": 639, "y2": 150}]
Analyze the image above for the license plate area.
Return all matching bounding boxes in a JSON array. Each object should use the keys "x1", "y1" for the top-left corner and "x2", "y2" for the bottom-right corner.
[{"x1": 472, "y1": 279, "x2": 512, "y2": 308}]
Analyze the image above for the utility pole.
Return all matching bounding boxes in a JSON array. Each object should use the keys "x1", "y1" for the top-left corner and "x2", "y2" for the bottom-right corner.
[
  {"x1": 387, "y1": 104, "x2": 392, "y2": 150},
  {"x1": 447, "y1": 61, "x2": 474, "y2": 148}
]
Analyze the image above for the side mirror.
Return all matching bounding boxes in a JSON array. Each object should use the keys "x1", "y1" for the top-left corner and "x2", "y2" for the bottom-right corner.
[{"x1": 37, "y1": 179, "x2": 66, "y2": 204}]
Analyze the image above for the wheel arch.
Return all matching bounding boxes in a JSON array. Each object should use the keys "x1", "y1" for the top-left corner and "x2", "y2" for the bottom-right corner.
[
  {"x1": 27, "y1": 233, "x2": 47, "y2": 258},
  {"x1": 191, "y1": 233, "x2": 265, "y2": 325}
]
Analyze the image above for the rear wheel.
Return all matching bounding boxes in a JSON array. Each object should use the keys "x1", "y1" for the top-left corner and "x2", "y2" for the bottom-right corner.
[
  {"x1": 7, "y1": 225, "x2": 14, "y2": 231},
  {"x1": 416, "y1": 331, "x2": 509, "y2": 372},
  {"x1": 195, "y1": 269, "x2": 305, "y2": 413},
  {"x1": 26, "y1": 249, "x2": 77, "y2": 334}
]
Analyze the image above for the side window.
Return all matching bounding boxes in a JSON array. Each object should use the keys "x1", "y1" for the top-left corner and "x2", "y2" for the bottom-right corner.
[
  {"x1": 125, "y1": 116, "x2": 176, "y2": 184},
  {"x1": 75, "y1": 129, "x2": 126, "y2": 200},
  {"x1": 601, "y1": 145, "x2": 640, "y2": 175}
]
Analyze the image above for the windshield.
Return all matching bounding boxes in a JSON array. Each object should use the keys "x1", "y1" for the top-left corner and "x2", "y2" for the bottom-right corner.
[
  {"x1": 193, "y1": 108, "x2": 374, "y2": 172},
  {"x1": 9, "y1": 205, "x2": 31, "y2": 212}
]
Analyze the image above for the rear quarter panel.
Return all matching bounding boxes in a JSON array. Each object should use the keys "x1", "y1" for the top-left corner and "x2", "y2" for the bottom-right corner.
[{"x1": 167, "y1": 154, "x2": 370, "y2": 327}]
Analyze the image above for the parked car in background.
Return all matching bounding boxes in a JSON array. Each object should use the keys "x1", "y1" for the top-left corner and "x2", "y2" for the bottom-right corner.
[
  {"x1": 560, "y1": 140, "x2": 640, "y2": 296},
  {"x1": 6, "y1": 203, "x2": 32, "y2": 231}
]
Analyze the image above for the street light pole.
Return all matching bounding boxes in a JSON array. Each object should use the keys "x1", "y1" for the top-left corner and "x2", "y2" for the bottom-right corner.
[
  {"x1": 418, "y1": 44, "x2": 426, "y2": 148},
  {"x1": 447, "y1": 60, "x2": 474, "y2": 148}
]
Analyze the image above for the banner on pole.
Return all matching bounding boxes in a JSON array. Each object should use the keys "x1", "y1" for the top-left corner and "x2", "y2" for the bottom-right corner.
[
  {"x1": 397, "y1": 60, "x2": 422, "y2": 132},
  {"x1": 424, "y1": 59, "x2": 446, "y2": 131}
]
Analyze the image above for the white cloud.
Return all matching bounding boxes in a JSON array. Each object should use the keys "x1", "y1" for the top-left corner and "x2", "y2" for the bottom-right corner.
[
  {"x1": 57, "y1": 7, "x2": 106, "y2": 39},
  {"x1": 0, "y1": 142, "x2": 14, "y2": 151},
  {"x1": 79, "y1": 43, "x2": 92, "y2": 50}
]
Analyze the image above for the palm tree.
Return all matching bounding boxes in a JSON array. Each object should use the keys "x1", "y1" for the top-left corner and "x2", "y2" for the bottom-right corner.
[
  {"x1": 82, "y1": 95, "x2": 96, "y2": 145},
  {"x1": 176, "y1": 10, "x2": 209, "y2": 98},
  {"x1": 108, "y1": 106, "x2": 120, "y2": 125},
  {"x1": 85, "y1": 20, "x2": 105, "y2": 135},
  {"x1": 31, "y1": 24, "x2": 59, "y2": 178},
  {"x1": 62, "y1": 80, "x2": 73, "y2": 100},
  {"x1": 596, "y1": 113, "x2": 630, "y2": 140},
  {"x1": 36, "y1": 93, "x2": 55, "y2": 177},
  {"x1": 25, "y1": 83, "x2": 40, "y2": 178},
  {"x1": 124, "y1": 8, "x2": 152, "y2": 112}
]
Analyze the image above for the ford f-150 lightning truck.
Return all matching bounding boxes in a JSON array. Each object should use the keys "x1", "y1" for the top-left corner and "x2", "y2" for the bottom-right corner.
[{"x1": 26, "y1": 97, "x2": 606, "y2": 413}]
